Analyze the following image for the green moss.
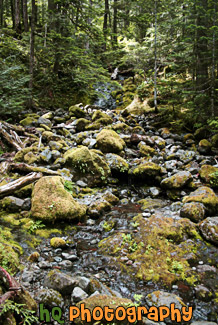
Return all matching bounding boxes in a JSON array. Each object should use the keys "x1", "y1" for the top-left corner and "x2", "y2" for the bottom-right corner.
[
  {"x1": 130, "y1": 162, "x2": 161, "y2": 178},
  {"x1": 31, "y1": 176, "x2": 87, "y2": 221},
  {"x1": 96, "y1": 129, "x2": 126, "y2": 153},
  {"x1": 99, "y1": 215, "x2": 200, "y2": 287},
  {"x1": 0, "y1": 226, "x2": 22, "y2": 274}
]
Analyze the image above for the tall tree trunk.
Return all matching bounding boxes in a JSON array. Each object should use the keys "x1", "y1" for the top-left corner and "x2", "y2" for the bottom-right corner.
[
  {"x1": 29, "y1": 0, "x2": 35, "y2": 99},
  {"x1": 0, "y1": 0, "x2": 3, "y2": 27},
  {"x1": 14, "y1": 0, "x2": 21, "y2": 33},
  {"x1": 154, "y1": 0, "x2": 158, "y2": 113},
  {"x1": 195, "y1": 0, "x2": 209, "y2": 91},
  {"x1": 113, "y1": 0, "x2": 118, "y2": 47},
  {"x1": 211, "y1": 1, "x2": 216, "y2": 117},
  {"x1": 11, "y1": 0, "x2": 15, "y2": 29},
  {"x1": 22, "y1": 0, "x2": 28, "y2": 31},
  {"x1": 103, "y1": 0, "x2": 109, "y2": 50}
]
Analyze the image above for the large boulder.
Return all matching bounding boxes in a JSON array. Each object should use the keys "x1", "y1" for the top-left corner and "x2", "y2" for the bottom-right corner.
[
  {"x1": 31, "y1": 176, "x2": 86, "y2": 221},
  {"x1": 64, "y1": 146, "x2": 111, "y2": 186},
  {"x1": 199, "y1": 217, "x2": 218, "y2": 245},
  {"x1": 96, "y1": 129, "x2": 125, "y2": 153},
  {"x1": 183, "y1": 186, "x2": 218, "y2": 215},
  {"x1": 161, "y1": 171, "x2": 193, "y2": 189}
]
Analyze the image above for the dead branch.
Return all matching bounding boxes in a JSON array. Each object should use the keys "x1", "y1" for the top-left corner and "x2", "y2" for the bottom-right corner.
[
  {"x1": 0, "y1": 172, "x2": 42, "y2": 197},
  {"x1": 0, "y1": 123, "x2": 23, "y2": 151},
  {"x1": 10, "y1": 163, "x2": 61, "y2": 176}
]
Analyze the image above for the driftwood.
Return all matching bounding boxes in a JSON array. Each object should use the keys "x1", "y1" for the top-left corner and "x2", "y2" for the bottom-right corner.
[
  {"x1": 0, "y1": 172, "x2": 42, "y2": 197},
  {"x1": 0, "y1": 161, "x2": 10, "y2": 175},
  {"x1": 10, "y1": 163, "x2": 61, "y2": 176},
  {"x1": 0, "y1": 122, "x2": 24, "y2": 151}
]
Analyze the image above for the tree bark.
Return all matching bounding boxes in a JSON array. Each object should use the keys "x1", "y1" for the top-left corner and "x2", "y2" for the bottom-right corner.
[
  {"x1": 29, "y1": 0, "x2": 36, "y2": 95},
  {"x1": 195, "y1": 0, "x2": 209, "y2": 91},
  {"x1": 0, "y1": 0, "x2": 3, "y2": 26},
  {"x1": 14, "y1": 0, "x2": 21, "y2": 33},
  {"x1": 103, "y1": 0, "x2": 109, "y2": 50},
  {"x1": 22, "y1": 0, "x2": 28, "y2": 31},
  {"x1": 113, "y1": 0, "x2": 118, "y2": 46},
  {"x1": 154, "y1": 0, "x2": 158, "y2": 113},
  {"x1": 11, "y1": 0, "x2": 15, "y2": 29}
]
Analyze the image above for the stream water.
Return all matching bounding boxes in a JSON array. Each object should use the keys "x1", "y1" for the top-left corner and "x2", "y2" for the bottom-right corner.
[{"x1": 1, "y1": 79, "x2": 218, "y2": 325}]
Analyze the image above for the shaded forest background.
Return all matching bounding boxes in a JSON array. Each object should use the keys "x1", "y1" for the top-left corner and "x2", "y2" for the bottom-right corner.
[{"x1": 0, "y1": 0, "x2": 218, "y2": 131}]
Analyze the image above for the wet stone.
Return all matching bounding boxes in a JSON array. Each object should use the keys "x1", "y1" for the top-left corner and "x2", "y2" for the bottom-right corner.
[{"x1": 71, "y1": 287, "x2": 88, "y2": 302}]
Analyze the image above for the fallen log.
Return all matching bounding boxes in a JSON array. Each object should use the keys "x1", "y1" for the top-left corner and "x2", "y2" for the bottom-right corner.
[
  {"x1": 0, "y1": 172, "x2": 42, "y2": 197},
  {"x1": 10, "y1": 163, "x2": 61, "y2": 176}
]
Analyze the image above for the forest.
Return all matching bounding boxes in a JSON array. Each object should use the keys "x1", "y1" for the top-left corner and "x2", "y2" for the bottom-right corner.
[
  {"x1": 0, "y1": 0, "x2": 218, "y2": 126},
  {"x1": 0, "y1": 1, "x2": 218, "y2": 325}
]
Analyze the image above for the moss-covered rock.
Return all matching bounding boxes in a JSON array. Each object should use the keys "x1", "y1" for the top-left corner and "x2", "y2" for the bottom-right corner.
[
  {"x1": 198, "y1": 139, "x2": 212, "y2": 154},
  {"x1": 64, "y1": 146, "x2": 111, "y2": 186},
  {"x1": 69, "y1": 105, "x2": 86, "y2": 118},
  {"x1": 138, "y1": 143, "x2": 156, "y2": 157},
  {"x1": 99, "y1": 215, "x2": 200, "y2": 287},
  {"x1": 161, "y1": 171, "x2": 193, "y2": 189},
  {"x1": 20, "y1": 116, "x2": 38, "y2": 127},
  {"x1": 183, "y1": 186, "x2": 218, "y2": 215},
  {"x1": 180, "y1": 202, "x2": 205, "y2": 223},
  {"x1": 87, "y1": 199, "x2": 112, "y2": 218},
  {"x1": 75, "y1": 118, "x2": 90, "y2": 132},
  {"x1": 138, "y1": 198, "x2": 168, "y2": 210},
  {"x1": 50, "y1": 237, "x2": 66, "y2": 248},
  {"x1": 42, "y1": 131, "x2": 61, "y2": 142},
  {"x1": 105, "y1": 153, "x2": 129, "y2": 175},
  {"x1": 199, "y1": 217, "x2": 218, "y2": 245},
  {"x1": 75, "y1": 295, "x2": 134, "y2": 325},
  {"x1": 199, "y1": 165, "x2": 218, "y2": 187},
  {"x1": 129, "y1": 162, "x2": 161, "y2": 179},
  {"x1": 194, "y1": 126, "x2": 210, "y2": 141},
  {"x1": 96, "y1": 129, "x2": 125, "y2": 153},
  {"x1": 31, "y1": 176, "x2": 87, "y2": 221},
  {"x1": 14, "y1": 146, "x2": 39, "y2": 162},
  {"x1": 112, "y1": 123, "x2": 131, "y2": 133}
]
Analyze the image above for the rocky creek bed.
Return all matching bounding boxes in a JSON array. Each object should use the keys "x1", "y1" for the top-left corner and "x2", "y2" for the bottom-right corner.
[{"x1": 0, "y1": 102, "x2": 218, "y2": 324}]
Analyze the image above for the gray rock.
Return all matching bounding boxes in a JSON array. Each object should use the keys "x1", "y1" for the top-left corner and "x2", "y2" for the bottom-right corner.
[
  {"x1": 71, "y1": 287, "x2": 88, "y2": 302},
  {"x1": 74, "y1": 276, "x2": 90, "y2": 292},
  {"x1": 59, "y1": 260, "x2": 73, "y2": 268},
  {"x1": 38, "y1": 261, "x2": 52, "y2": 269},
  {"x1": 22, "y1": 198, "x2": 31, "y2": 211},
  {"x1": 0, "y1": 196, "x2": 25, "y2": 212},
  {"x1": 21, "y1": 269, "x2": 34, "y2": 283},
  {"x1": 146, "y1": 291, "x2": 184, "y2": 309},
  {"x1": 199, "y1": 217, "x2": 218, "y2": 244},
  {"x1": 40, "y1": 148, "x2": 52, "y2": 162},
  {"x1": 194, "y1": 285, "x2": 212, "y2": 302},
  {"x1": 76, "y1": 180, "x2": 87, "y2": 187},
  {"x1": 35, "y1": 288, "x2": 64, "y2": 307},
  {"x1": 44, "y1": 270, "x2": 76, "y2": 295},
  {"x1": 38, "y1": 117, "x2": 52, "y2": 127}
]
